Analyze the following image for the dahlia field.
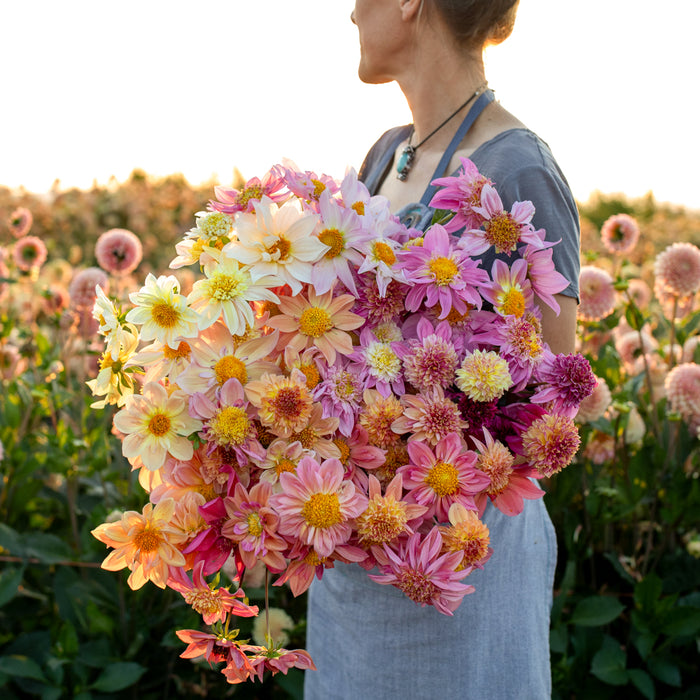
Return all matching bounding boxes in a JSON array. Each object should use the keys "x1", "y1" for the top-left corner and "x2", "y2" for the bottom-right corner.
[{"x1": 1, "y1": 175, "x2": 699, "y2": 698}]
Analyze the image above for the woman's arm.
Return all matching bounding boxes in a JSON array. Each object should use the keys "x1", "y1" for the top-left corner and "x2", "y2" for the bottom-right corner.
[{"x1": 538, "y1": 294, "x2": 578, "y2": 354}]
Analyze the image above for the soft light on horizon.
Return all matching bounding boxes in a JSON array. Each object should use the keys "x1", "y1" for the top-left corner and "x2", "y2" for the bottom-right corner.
[{"x1": 1, "y1": 1, "x2": 699, "y2": 210}]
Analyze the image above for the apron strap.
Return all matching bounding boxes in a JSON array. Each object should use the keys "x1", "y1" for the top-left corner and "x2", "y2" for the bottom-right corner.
[{"x1": 419, "y1": 89, "x2": 495, "y2": 207}]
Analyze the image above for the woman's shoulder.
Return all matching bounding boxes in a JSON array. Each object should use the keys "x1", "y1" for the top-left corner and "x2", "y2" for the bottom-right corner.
[{"x1": 469, "y1": 128, "x2": 567, "y2": 187}]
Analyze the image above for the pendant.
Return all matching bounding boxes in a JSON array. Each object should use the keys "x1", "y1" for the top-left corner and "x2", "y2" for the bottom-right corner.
[{"x1": 396, "y1": 145, "x2": 415, "y2": 181}]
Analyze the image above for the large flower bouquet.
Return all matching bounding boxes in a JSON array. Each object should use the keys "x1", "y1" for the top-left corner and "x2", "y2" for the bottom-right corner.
[{"x1": 90, "y1": 159, "x2": 594, "y2": 684}]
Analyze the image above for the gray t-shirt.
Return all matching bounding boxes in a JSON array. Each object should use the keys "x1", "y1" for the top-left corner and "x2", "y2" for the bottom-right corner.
[{"x1": 358, "y1": 126, "x2": 581, "y2": 299}]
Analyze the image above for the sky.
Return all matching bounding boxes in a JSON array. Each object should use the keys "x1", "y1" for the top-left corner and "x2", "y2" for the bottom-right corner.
[{"x1": 2, "y1": 0, "x2": 699, "y2": 210}]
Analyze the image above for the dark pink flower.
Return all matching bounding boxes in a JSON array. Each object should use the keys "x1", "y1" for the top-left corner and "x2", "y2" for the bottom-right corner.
[
  {"x1": 13, "y1": 235, "x2": 47, "y2": 271},
  {"x1": 95, "y1": 228, "x2": 143, "y2": 275}
]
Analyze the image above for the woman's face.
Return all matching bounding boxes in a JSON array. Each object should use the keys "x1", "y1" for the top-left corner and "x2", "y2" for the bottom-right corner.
[{"x1": 352, "y1": 0, "x2": 406, "y2": 84}]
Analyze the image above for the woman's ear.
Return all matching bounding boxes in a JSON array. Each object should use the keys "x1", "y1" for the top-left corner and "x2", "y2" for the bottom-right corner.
[{"x1": 398, "y1": 0, "x2": 424, "y2": 22}]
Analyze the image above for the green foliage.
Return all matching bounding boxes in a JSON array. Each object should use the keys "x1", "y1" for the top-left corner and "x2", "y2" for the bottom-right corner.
[{"x1": 549, "y1": 214, "x2": 700, "y2": 698}]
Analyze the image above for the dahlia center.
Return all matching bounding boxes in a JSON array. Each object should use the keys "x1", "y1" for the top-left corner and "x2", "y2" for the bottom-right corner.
[
  {"x1": 184, "y1": 589, "x2": 222, "y2": 617},
  {"x1": 429, "y1": 256, "x2": 459, "y2": 286},
  {"x1": 366, "y1": 343, "x2": 401, "y2": 377},
  {"x1": 163, "y1": 340, "x2": 191, "y2": 360},
  {"x1": 151, "y1": 302, "x2": 180, "y2": 328},
  {"x1": 214, "y1": 355, "x2": 248, "y2": 386},
  {"x1": 485, "y1": 213, "x2": 520, "y2": 253},
  {"x1": 209, "y1": 406, "x2": 250, "y2": 445},
  {"x1": 500, "y1": 288, "x2": 525, "y2": 317},
  {"x1": 133, "y1": 527, "x2": 163, "y2": 553},
  {"x1": 357, "y1": 499, "x2": 408, "y2": 544},
  {"x1": 301, "y1": 492, "x2": 342, "y2": 529},
  {"x1": 424, "y1": 460, "x2": 460, "y2": 497},
  {"x1": 148, "y1": 412, "x2": 171, "y2": 437},
  {"x1": 298, "y1": 362, "x2": 320, "y2": 389},
  {"x1": 246, "y1": 512, "x2": 263, "y2": 537},
  {"x1": 208, "y1": 271, "x2": 247, "y2": 301},
  {"x1": 292, "y1": 426, "x2": 317, "y2": 449},
  {"x1": 311, "y1": 179, "x2": 326, "y2": 199},
  {"x1": 351, "y1": 201, "x2": 365, "y2": 216},
  {"x1": 236, "y1": 185, "x2": 264, "y2": 209},
  {"x1": 298, "y1": 307, "x2": 333, "y2": 337},
  {"x1": 200, "y1": 212, "x2": 232, "y2": 238},
  {"x1": 397, "y1": 569, "x2": 438, "y2": 605},
  {"x1": 374, "y1": 241, "x2": 396, "y2": 266},
  {"x1": 275, "y1": 458, "x2": 298, "y2": 476},
  {"x1": 270, "y1": 386, "x2": 307, "y2": 418},
  {"x1": 100, "y1": 354, "x2": 118, "y2": 372},
  {"x1": 267, "y1": 236, "x2": 291, "y2": 261},
  {"x1": 479, "y1": 454, "x2": 514, "y2": 495},
  {"x1": 333, "y1": 438, "x2": 351, "y2": 465},
  {"x1": 318, "y1": 228, "x2": 345, "y2": 259}
]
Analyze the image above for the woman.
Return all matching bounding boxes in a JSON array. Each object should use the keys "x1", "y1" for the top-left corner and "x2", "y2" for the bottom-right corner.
[{"x1": 305, "y1": 1, "x2": 580, "y2": 697}]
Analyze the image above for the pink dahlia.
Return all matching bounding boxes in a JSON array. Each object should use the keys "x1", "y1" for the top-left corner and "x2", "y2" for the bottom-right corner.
[
  {"x1": 210, "y1": 168, "x2": 287, "y2": 214},
  {"x1": 575, "y1": 375, "x2": 612, "y2": 423},
  {"x1": 665, "y1": 363, "x2": 700, "y2": 427},
  {"x1": 95, "y1": 228, "x2": 143, "y2": 276},
  {"x1": 654, "y1": 242, "x2": 700, "y2": 299},
  {"x1": 8, "y1": 207, "x2": 33, "y2": 238},
  {"x1": 600, "y1": 213, "x2": 640, "y2": 255},
  {"x1": 519, "y1": 242, "x2": 569, "y2": 314},
  {"x1": 391, "y1": 387, "x2": 468, "y2": 446},
  {"x1": 458, "y1": 184, "x2": 544, "y2": 257},
  {"x1": 69, "y1": 267, "x2": 109, "y2": 308},
  {"x1": 532, "y1": 352, "x2": 596, "y2": 413},
  {"x1": 396, "y1": 224, "x2": 488, "y2": 319},
  {"x1": 584, "y1": 431, "x2": 615, "y2": 465},
  {"x1": 369, "y1": 528, "x2": 474, "y2": 615},
  {"x1": 399, "y1": 432, "x2": 490, "y2": 521},
  {"x1": 13, "y1": 235, "x2": 47, "y2": 271},
  {"x1": 578, "y1": 265, "x2": 616, "y2": 322},
  {"x1": 354, "y1": 277, "x2": 408, "y2": 326},
  {"x1": 627, "y1": 278, "x2": 652, "y2": 309},
  {"x1": 429, "y1": 157, "x2": 493, "y2": 232},
  {"x1": 402, "y1": 318, "x2": 459, "y2": 393},
  {"x1": 520, "y1": 413, "x2": 581, "y2": 477},
  {"x1": 270, "y1": 456, "x2": 368, "y2": 559}
]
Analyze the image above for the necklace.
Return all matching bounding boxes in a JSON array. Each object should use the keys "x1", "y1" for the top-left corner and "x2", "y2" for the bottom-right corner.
[{"x1": 396, "y1": 84, "x2": 487, "y2": 181}]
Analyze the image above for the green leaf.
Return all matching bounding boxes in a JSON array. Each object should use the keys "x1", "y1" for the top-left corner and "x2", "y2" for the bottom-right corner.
[
  {"x1": 0, "y1": 566, "x2": 24, "y2": 607},
  {"x1": 0, "y1": 655, "x2": 47, "y2": 682},
  {"x1": 0, "y1": 524, "x2": 24, "y2": 557},
  {"x1": 660, "y1": 606, "x2": 700, "y2": 637},
  {"x1": 276, "y1": 668, "x2": 305, "y2": 700},
  {"x1": 647, "y1": 656, "x2": 682, "y2": 687},
  {"x1": 591, "y1": 636, "x2": 628, "y2": 686},
  {"x1": 629, "y1": 669, "x2": 655, "y2": 700},
  {"x1": 635, "y1": 574, "x2": 663, "y2": 612},
  {"x1": 570, "y1": 596, "x2": 625, "y2": 627},
  {"x1": 90, "y1": 662, "x2": 146, "y2": 692},
  {"x1": 24, "y1": 532, "x2": 73, "y2": 564},
  {"x1": 40, "y1": 687, "x2": 63, "y2": 700},
  {"x1": 550, "y1": 625, "x2": 568, "y2": 654}
]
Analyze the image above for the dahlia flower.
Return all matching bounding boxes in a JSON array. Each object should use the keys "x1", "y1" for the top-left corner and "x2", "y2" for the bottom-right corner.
[
  {"x1": 8, "y1": 207, "x2": 33, "y2": 238},
  {"x1": 600, "y1": 213, "x2": 640, "y2": 255},
  {"x1": 654, "y1": 242, "x2": 700, "y2": 299},
  {"x1": 481, "y1": 258, "x2": 533, "y2": 318},
  {"x1": 91, "y1": 498, "x2": 186, "y2": 590},
  {"x1": 402, "y1": 318, "x2": 459, "y2": 393},
  {"x1": 531, "y1": 352, "x2": 596, "y2": 413},
  {"x1": 456, "y1": 349, "x2": 513, "y2": 402},
  {"x1": 665, "y1": 362, "x2": 700, "y2": 428},
  {"x1": 187, "y1": 256, "x2": 280, "y2": 335},
  {"x1": 575, "y1": 375, "x2": 612, "y2": 423},
  {"x1": 392, "y1": 387, "x2": 468, "y2": 446},
  {"x1": 95, "y1": 228, "x2": 143, "y2": 275},
  {"x1": 210, "y1": 169, "x2": 287, "y2": 214},
  {"x1": 369, "y1": 528, "x2": 474, "y2": 615},
  {"x1": 86, "y1": 330, "x2": 139, "y2": 408},
  {"x1": 167, "y1": 560, "x2": 258, "y2": 624},
  {"x1": 520, "y1": 413, "x2": 581, "y2": 477},
  {"x1": 253, "y1": 438, "x2": 314, "y2": 488},
  {"x1": 583, "y1": 431, "x2": 616, "y2": 465},
  {"x1": 126, "y1": 273, "x2": 198, "y2": 349},
  {"x1": 266, "y1": 286, "x2": 364, "y2": 365},
  {"x1": 438, "y1": 502, "x2": 492, "y2": 571},
  {"x1": 359, "y1": 389, "x2": 405, "y2": 449},
  {"x1": 578, "y1": 266, "x2": 616, "y2": 322},
  {"x1": 271, "y1": 456, "x2": 368, "y2": 559},
  {"x1": 113, "y1": 382, "x2": 202, "y2": 471},
  {"x1": 69, "y1": 267, "x2": 109, "y2": 309},
  {"x1": 429, "y1": 156, "x2": 493, "y2": 232},
  {"x1": 13, "y1": 235, "x2": 47, "y2": 271},
  {"x1": 399, "y1": 432, "x2": 490, "y2": 521},
  {"x1": 224, "y1": 197, "x2": 325, "y2": 295},
  {"x1": 221, "y1": 480, "x2": 287, "y2": 571},
  {"x1": 310, "y1": 190, "x2": 368, "y2": 295},
  {"x1": 354, "y1": 277, "x2": 408, "y2": 326},
  {"x1": 459, "y1": 184, "x2": 544, "y2": 256},
  {"x1": 351, "y1": 326, "x2": 406, "y2": 397},
  {"x1": 313, "y1": 362, "x2": 364, "y2": 436},
  {"x1": 251, "y1": 607, "x2": 294, "y2": 647},
  {"x1": 397, "y1": 224, "x2": 488, "y2": 319},
  {"x1": 519, "y1": 242, "x2": 569, "y2": 314}
]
